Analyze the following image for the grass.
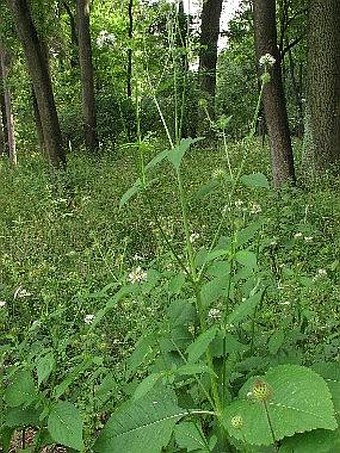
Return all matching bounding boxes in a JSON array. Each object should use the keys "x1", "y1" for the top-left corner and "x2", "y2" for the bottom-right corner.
[{"x1": 1, "y1": 138, "x2": 340, "y2": 449}]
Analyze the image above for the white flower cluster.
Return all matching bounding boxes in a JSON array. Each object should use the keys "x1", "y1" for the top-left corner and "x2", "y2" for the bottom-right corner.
[
  {"x1": 128, "y1": 266, "x2": 148, "y2": 284},
  {"x1": 293, "y1": 233, "x2": 313, "y2": 242},
  {"x1": 0, "y1": 300, "x2": 6, "y2": 309},
  {"x1": 249, "y1": 203, "x2": 262, "y2": 215},
  {"x1": 259, "y1": 53, "x2": 276, "y2": 68},
  {"x1": 208, "y1": 308, "x2": 221, "y2": 320},
  {"x1": 97, "y1": 30, "x2": 115, "y2": 49},
  {"x1": 189, "y1": 232, "x2": 200, "y2": 244},
  {"x1": 84, "y1": 314, "x2": 95, "y2": 325},
  {"x1": 13, "y1": 286, "x2": 32, "y2": 299}
]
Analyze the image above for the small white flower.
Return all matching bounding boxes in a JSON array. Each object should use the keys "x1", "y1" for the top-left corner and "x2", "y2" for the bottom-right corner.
[
  {"x1": 304, "y1": 236, "x2": 313, "y2": 242},
  {"x1": 132, "y1": 254, "x2": 144, "y2": 262},
  {"x1": 212, "y1": 168, "x2": 225, "y2": 179},
  {"x1": 97, "y1": 30, "x2": 115, "y2": 48},
  {"x1": 13, "y1": 286, "x2": 32, "y2": 299},
  {"x1": 235, "y1": 199, "x2": 244, "y2": 209},
  {"x1": 0, "y1": 300, "x2": 6, "y2": 308},
  {"x1": 250, "y1": 203, "x2": 262, "y2": 215},
  {"x1": 208, "y1": 308, "x2": 221, "y2": 320},
  {"x1": 222, "y1": 205, "x2": 231, "y2": 215},
  {"x1": 189, "y1": 232, "x2": 200, "y2": 244},
  {"x1": 84, "y1": 314, "x2": 95, "y2": 325},
  {"x1": 279, "y1": 301, "x2": 291, "y2": 306},
  {"x1": 128, "y1": 266, "x2": 148, "y2": 284},
  {"x1": 294, "y1": 232, "x2": 303, "y2": 239},
  {"x1": 317, "y1": 268, "x2": 327, "y2": 277},
  {"x1": 259, "y1": 53, "x2": 276, "y2": 67}
]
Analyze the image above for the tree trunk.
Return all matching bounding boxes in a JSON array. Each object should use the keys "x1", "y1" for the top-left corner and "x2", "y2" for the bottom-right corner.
[
  {"x1": 7, "y1": 0, "x2": 66, "y2": 168},
  {"x1": 0, "y1": 45, "x2": 17, "y2": 165},
  {"x1": 0, "y1": 67, "x2": 6, "y2": 156},
  {"x1": 31, "y1": 85, "x2": 45, "y2": 153},
  {"x1": 303, "y1": 0, "x2": 340, "y2": 172},
  {"x1": 253, "y1": 0, "x2": 296, "y2": 187},
  {"x1": 127, "y1": 0, "x2": 133, "y2": 99},
  {"x1": 76, "y1": 0, "x2": 99, "y2": 153},
  {"x1": 63, "y1": 1, "x2": 79, "y2": 68},
  {"x1": 198, "y1": 0, "x2": 223, "y2": 125}
]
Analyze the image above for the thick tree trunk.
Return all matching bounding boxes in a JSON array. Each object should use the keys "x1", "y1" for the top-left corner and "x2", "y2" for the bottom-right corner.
[
  {"x1": 0, "y1": 45, "x2": 17, "y2": 165},
  {"x1": 76, "y1": 0, "x2": 99, "y2": 153},
  {"x1": 303, "y1": 0, "x2": 340, "y2": 172},
  {"x1": 63, "y1": 1, "x2": 79, "y2": 68},
  {"x1": 253, "y1": 0, "x2": 296, "y2": 187},
  {"x1": 7, "y1": 0, "x2": 66, "y2": 168},
  {"x1": 31, "y1": 85, "x2": 45, "y2": 153},
  {"x1": 198, "y1": 0, "x2": 223, "y2": 125}
]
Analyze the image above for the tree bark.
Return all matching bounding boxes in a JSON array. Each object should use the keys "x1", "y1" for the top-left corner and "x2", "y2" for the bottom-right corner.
[
  {"x1": 0, "y1": 67, "x2": 6, "y2": 156},
  {"x1": 7, "y1": 0, "x2": 66, "y2": 168},
  {"x1": 198, "y1": 0, "x2": 223, "y2": 124},
  {"x1": 253, "y1": 0, "x2": 296, "y2": 187},
  {"x1": 0, "y1": 45, "x2": 17, "y2": 165},
  {"x1": 303, "y1": 0, "x2": 340, "y2": 172},
  {"x1": 76, "y1": 0, "x2": 99, "y2": 153},
  {"x1": 127, "y1": 0, "x2": 133, "y2": 99}
]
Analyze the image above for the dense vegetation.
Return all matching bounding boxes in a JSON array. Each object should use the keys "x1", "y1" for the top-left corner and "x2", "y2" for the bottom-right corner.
[{"x1": 1, "y1": 0, "x2": 340, "y2": 452}]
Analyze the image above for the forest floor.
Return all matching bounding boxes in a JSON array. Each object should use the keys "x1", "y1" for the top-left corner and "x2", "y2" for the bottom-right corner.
[{"x1": 1, "y1": 139, "x2": 340, "y2": 451}]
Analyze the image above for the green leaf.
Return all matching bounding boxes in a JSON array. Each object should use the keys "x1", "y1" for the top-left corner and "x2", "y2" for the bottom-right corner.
[
  {"x1": 200, "y1": 277, "x2": 226, "y2": 310},
  {"x1": 0, "y1": 426, "x2": 14, "y2": 453},
  {"x1": 175, "y1": 421, "x2": 210, "y2": 452},
  {"x1": 280, "y1": 428, "x2": 340, "y2": 453},
  {"x1": 235, "y1": 221, "x2": 264, "y2": 248},
  {"x1": 36, "y1": 352, "x2": 55, "y2": 386},
  {"x1": 53, "y1": 357, "x2": 93, "y2": 399},
  {"x1": 127, "y1": 333, "x2": 158, "y2": 378},
  {"x1": 235, "y1": 250, "x2": 257, "y2": 269},
  {"x1": 168, "y1": 273, "x2": 186, "y2": 295},
  {"x1": 132, "y1": 373, "x2": 163, "y2": 401},
  {"x1": 119, "y1": 178, "x2": 142, "y2": 208},
  {"x1": 227, "y1": 291, "x2": 263, "y2": 325},
  {"x1": 167, "y1": 138, "x2": 202, "y2": 171},
  {"x1": 144, "y1": 148, "x2": 169, "y2": 172},
  {"x1": 224, "y1": 365, "x2": 337, "y2": 446},
  {"x1": 48, "y1": 401, "x2": 83, "y2": 451},
  {"x1": 194, "y1": 179, "x2": 219, "y2": 199},
  {"x1": 4, "y1": 370, "x2": 37, "y2": 408},
  {"x1": 268, "y1": 331, "x2": 285, "y2": 355},
  {"x1": 94, "y1": 388, "x2": 186, "y2": 453},
  {"x1": 5, "y1": 406, "x2": 41, "y2": 428},
  {"x1": 175, "y1": 363, "x2": 217, "y2": 378},
  {"x1": 240, "y1": 173, "x2": 270, "y2": 188},
  {"x1": 186, "y1": 326, "x2": 218, "y2": 363}
]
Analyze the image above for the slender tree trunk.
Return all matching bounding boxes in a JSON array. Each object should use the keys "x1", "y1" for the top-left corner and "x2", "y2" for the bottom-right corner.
[
  {"x1": 31, "y1": 85, "x2": 45, "y2": 153},
  {"x1": 198, "y1": 0, "x2": 223, "y2": 126},
  {"x1": 7, "y1": 0, "x2": 66, "y2": 168},
  {"x1": 253, "y1": 0, "x2": 296, "y2": 187},
  {"x1": 63, "y1": 1, "x2": 79, "y2": 68},
  {"x1": 127, "y1": 0, "x2": 133, "y2": 99},
  {"x1": 303, "y1": 0, "x2": 340, "y2": 172},
  {"x1": 76, "y1": 0, "x2": 99, "y2": 153},
  {"x1": 0, "y1": 45, "x2": 17, "y2": 165},
  {"x1": 0, "y1": 67, "x2": 6, "y2": 156}
]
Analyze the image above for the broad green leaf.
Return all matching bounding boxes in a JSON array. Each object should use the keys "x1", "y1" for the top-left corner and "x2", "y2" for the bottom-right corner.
[
  {"x1": 92, "y1": 284, "x2": 138, "y2": 328},
  {"x1": 0, "y1": 426, "x2": 14, "y2": 453},
  {"x1": 235, "y1": 250, "x2": 257, "y2": 269},
  {"x1": 312, "y1": 362, "x2": 340, "y2": 418},
  {"x1": 36, "y1": 352, "x2": 55, "y2": 386},
  {"x1": 127, "y1": 333, "x2": 158, "y2": 378},
  {"x1": 119, "y1": 178, "x2": 142, "y2": 208},
  {"x1": 280, "y1": 428, "x2": 340, "y2": 453},
  {"x1": 268, "y1": 330, "x2": 285, "y2": 355},
  {"x1": 48, "y1": 401, "x2": 83, "y2": 451},
  {"x1": 5, "y1": 406, "x2": 41, "y2": 427},
  {"x1": 224, "y1": 365, "x2": 337, "y2": 446},
  {"x1": 132, "y1": 373, "x2": 163, "y2": 401},
  {"x1": 240, "y1": 173, "x2": 270, "y2": 188},
  {"x1": 144, "y1": 148, "x2": 169, "y2": 172},
  {"x1": 235, "y1": 221, "x2": 264, "y2": 248},
  {"x1": 167, "y1": 138, "x2": 202, "y2": 171},
  {"x1": 186, "y1": 326, "x2": 218, "y2": 363},
  {"x1": 194, "y1": 179, "x2": 219, "y2": 199},
  {"x1": 168, "y1": 273, "x2": 186, "y2": 295},
  {"x1": 200, "y1": 277, "x2": 227, "y2": 310},
  {"x1": 53, "y1": 357, "x2": 93, "y2": 399},
  {"x1": 94, "y1": 388, "x2": 186, "y2": 453},
  {"x1": 5, "y1": 370, "x2": 37, "y2": 408},
  {"x1": 175, "y1": 363, "x2": 217, "y2": 378},
  {"x1": 167, "y1": 299, "x2": 196, "y2": 328},
  {"x1": 227, "y1": 291, "x2": 263, "y2": 325},
  {"x1": 175, "y1": 421, "x2": 210, "y2": 452}
]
